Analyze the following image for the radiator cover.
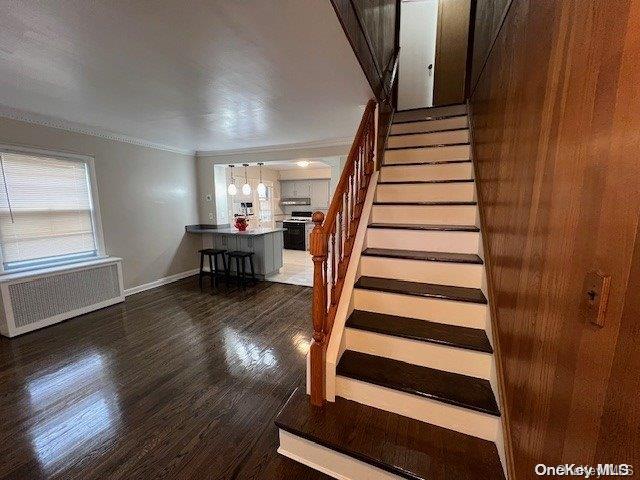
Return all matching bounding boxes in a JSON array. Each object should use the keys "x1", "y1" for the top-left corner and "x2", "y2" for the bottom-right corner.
[{"x1": 0, "y1": 258, "x2": 124, "y2": 337}]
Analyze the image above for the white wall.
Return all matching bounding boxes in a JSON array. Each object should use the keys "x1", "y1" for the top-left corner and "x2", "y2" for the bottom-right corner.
[
  {"x1": 0, "y1": 117, "x2": 200, "y2": 290},
  {"x1": 278, "y1": 168, "x2": 331, "y2": 180}
]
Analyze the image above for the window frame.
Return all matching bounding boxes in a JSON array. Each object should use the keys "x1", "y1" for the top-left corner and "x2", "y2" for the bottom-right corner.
[{"x1": 0, "y1": 144, "x2": 106, "y2": 274}]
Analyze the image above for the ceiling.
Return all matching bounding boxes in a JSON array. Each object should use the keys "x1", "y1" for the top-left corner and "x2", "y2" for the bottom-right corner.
[
  {"x1": 257, "y1": 160, "x2": 331, "y2": 171},
  {"x1": 0, "y1": 1, "x2": 371, "y2": 154}
]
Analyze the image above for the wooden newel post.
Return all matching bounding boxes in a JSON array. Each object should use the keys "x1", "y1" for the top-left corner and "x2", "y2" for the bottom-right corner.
[{"x1": 309, "y1": 211, "x2": 327, "y2": 406}]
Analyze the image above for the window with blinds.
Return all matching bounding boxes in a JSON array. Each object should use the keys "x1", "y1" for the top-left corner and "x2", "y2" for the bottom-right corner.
[{"x1": 0, "y1": 151, "x2": 99, "y2": 271}]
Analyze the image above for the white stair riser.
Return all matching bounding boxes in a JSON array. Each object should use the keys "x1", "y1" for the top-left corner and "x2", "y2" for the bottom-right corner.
[
  {"x1": 394, "y1": 104, "x2": 467, "y2": 122},
  {"x1": 376, "y1": 182, "x2": 475, "y2": 202},
  {"x1": 335, "y1": 377, "x2": 499, "y2": 441},
  {"x1": 371, "y1": 204, "x2": 477, "y2": 225},
  {"x1": 345, "y1": 328, "x2": 492, "y2": 379},
  {"x1": 353, "y1": 289, "x2": 487, "y2": 329},
  {"x1": 366, "y1": 228, "x2": 480, "y2": 254},
  {"x1": 278, "y1": 430, "x2": 402, "y2": 480},
  {"x1": 379, "y1": 163, "x2": 473, "y2": 182},
  {"x1": 390, "y1": 116, "x2": 468, "y2": 135},
  {"x1": 359, "y1": 256, "x2": 483, "y2": 287},
  {"x1": 385, "y1": 145, "x2": 470, "y2": 165},
  {"x1": 387, "y1": 129, "x2": 469, "y2": 149}
]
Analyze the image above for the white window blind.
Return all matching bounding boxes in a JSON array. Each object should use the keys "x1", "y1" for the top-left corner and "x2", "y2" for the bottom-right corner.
[{"x1": 0, "y1": 152, "x2": 98, "y2": 270}]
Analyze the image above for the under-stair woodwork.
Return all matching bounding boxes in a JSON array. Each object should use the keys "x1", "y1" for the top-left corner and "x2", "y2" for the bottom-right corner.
[{"x1": 279, "y1": 103, "x2": 506, "y2": 479}]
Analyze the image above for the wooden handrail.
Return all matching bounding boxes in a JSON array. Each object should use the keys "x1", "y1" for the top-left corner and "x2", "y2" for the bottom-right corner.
[{"x1": 309, "y1": 99, "x2": 377, "y2": 406}]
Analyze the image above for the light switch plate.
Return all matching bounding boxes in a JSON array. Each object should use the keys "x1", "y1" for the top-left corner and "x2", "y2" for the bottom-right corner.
[{"x1": 582, "y1": 271, "x2": 611, "y2": 327}]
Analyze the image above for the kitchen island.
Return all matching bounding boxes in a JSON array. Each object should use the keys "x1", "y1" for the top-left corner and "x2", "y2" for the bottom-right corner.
[{"x1": 185, "y1": 225, "x2": 285, "y2": 279}]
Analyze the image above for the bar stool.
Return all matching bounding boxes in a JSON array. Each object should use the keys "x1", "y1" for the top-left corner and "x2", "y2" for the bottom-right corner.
[
  {"x1": 226, "y1": 251, "x2": 256, "y2": 290},
  {"x1": 199, "y1": 248, "x2": 227, "y2": 291}
]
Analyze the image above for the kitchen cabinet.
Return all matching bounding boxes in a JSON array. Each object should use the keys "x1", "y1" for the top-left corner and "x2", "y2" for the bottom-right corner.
[
  {"x1": 280, "y1": 180, "x2": 312, "y2": 198},
  {"x1": 280, "y1": 179, "x2": 329, "y2": 207},
  {"x1": 311, "y1": 180, "x2": 330, "y2": 208}
]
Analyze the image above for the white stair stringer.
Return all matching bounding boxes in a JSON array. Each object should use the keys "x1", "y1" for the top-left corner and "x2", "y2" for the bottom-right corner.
[{"x1": 335, "y1": 376, "x2": 500, "y2": 441}]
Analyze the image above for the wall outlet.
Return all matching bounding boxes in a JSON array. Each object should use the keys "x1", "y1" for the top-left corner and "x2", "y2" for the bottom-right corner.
[
  {"x1": 205, "y1": 194, "x2": 212, "y2": 202},
  {"x1": 208, "y1": 212, "x2": 214, "y2": 220}
]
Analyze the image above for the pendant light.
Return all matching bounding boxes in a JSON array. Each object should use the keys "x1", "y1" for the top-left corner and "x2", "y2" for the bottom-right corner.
[
  {"x1": 227, "y1": 165, "x2": 237, "y2": 196},
  {"x1": 242, "y1": 163, "x2": 252, "y2": 195},
  {"x1": 257, "y1": 162, "x2": 267, "y2": 198}
]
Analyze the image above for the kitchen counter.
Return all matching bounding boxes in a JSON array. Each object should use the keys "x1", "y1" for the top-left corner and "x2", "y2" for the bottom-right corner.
[
  {"x1": 186, "y1": 225, "x2": 285, "y2": 236},
  {"x1": 185, "y1": 224, "x2": 284, "y2": 279}
]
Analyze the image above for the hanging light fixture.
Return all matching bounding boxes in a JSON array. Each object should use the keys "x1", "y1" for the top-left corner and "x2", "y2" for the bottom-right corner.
[
  {"x1": 227, "y1": 165, "x2": 237, "y2": 196},
  {"x1": 257, "y1": 162, "x2": 267, "y2": 198},
  {"x1": 242, "y1": 163, "x2": 252, "y2": 195}
]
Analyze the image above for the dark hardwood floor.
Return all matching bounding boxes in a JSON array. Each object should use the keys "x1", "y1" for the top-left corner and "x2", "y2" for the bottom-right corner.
[{"x1": 0, "y1": 276, "x2": 330, "y2": 479}]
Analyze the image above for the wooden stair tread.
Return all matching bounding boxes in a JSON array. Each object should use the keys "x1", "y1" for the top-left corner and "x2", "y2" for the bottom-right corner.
[
  {"x1": 355, "y1": 276, "x2": 487, "y2": 304},
  {"x1": 382, "y1": 159, "x2": 471, "y2": 167},
  {"x1": 347, "y1": 309, "x2": 493, "y2": 353},
  {"x1": 368, "y1": 223, "x2": 480, "y2": 232},
  {"x1": 392, "y1": 114, "x2": 468, "y2": 125},
  {"x1": 337, "y1": 351, "x2": 500, "y2": 416},
  {"x1": 276, "y1": 387, "x2": 505, "y2": 480},
  {"x1": 386, "y1": 142, "x2": 470, "y2": 151},
  {"x1": 363, "y1": 247, "x2": 483, "y2": 264},
  {"x1": 378, "y1": 179, "x2": 474, "y2": 184},
  {"x1": 389, "y1": 127, "x2": 469, "y2": 136},
  {"x1": 374, "y1": 201, "x2": 477, "y2": 206}
]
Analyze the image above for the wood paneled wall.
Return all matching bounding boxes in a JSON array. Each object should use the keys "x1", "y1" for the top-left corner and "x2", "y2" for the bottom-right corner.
[
  {"x1": 330, "y1": 0, "x2": 399, "y2": 98},
  {"x1": 469, "y1": 0, "x2": 640, "y2": 477}
]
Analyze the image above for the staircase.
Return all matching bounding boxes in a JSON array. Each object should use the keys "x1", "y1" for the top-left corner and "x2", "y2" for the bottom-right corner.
[{"x1": 276, "y1": 104, "x2": 506, "y2": 480}]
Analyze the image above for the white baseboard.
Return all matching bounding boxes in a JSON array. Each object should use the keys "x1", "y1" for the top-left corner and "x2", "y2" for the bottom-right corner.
[{"x1": 124, "y1": 268, "x2": 199, "y2": 296}]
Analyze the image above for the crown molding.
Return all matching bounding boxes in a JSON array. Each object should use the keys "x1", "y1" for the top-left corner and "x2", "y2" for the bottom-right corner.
[
  {"x1": 0, "y1": 105, "x2": 195, "y2": 156},
  {"x1": 195, "y1": 137, "x2": 353, "y2": 157}
]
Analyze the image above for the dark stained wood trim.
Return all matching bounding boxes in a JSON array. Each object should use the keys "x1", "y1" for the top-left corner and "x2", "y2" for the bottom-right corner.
[
  {"x1": 276, "y1": 387, "x2": 505, "y2": 480},
  {"x1": 395, "y1": 103, "x2": 467, "y2": 113},
  {"x1": 382, "y1": 159, "x2": 471, "y2": 167},
  {"x1": 389, "y1": 127, "x2": 469, "y2": 136},
  {"x1": 355, "y1": 276, "x2": 487, "y2": 304},
  {"x1": 468, "y1": 0, "x2": 514, "y2": 97},
  {"x1": 368, "y1": 223, "x2": 479, "y2": 232},
  {"x1": 347, "y1": 309, "x2": 493, "y2": 353},
  {"x1": 373, "y1": 201, "x2": 477, "y2": 206},
  {"x1": 392, "y1": 114, "x2": 468, "y2": 125},
  {"x1": 363, "y1": 247, "x2": 484, "y2": 265},
  {"x1": 337, "y1": 351, "x2": 500, "y2": 415},
  {"x1": 386, "y1": 142, "x2": 470, "y2": 151},
  {"x1": 379, "y1": 178, "x2": 475, "y2": 184}
]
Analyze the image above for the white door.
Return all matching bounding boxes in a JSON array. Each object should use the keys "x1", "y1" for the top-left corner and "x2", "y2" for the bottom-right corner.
[{"x1": 398, "y1": 0, "x2": 439, "y2": 110}]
